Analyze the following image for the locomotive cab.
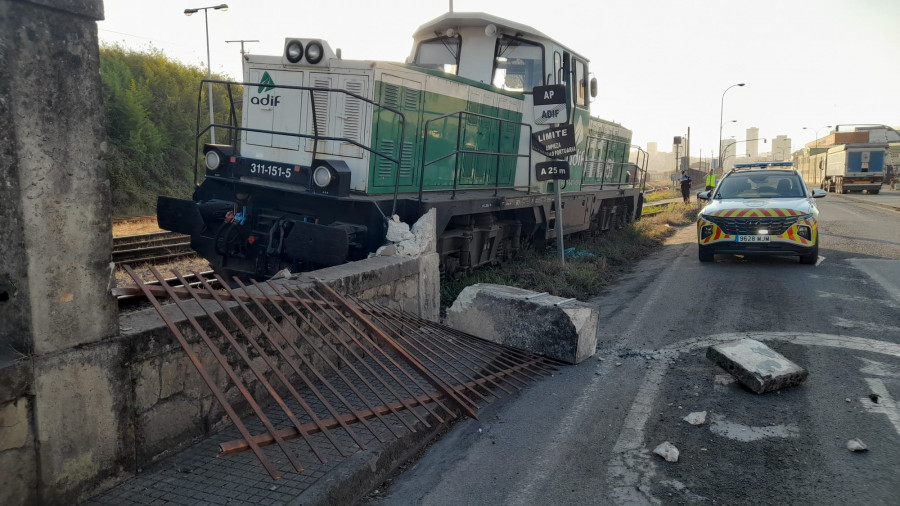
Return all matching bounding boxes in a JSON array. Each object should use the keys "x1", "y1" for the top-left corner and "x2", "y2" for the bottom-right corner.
[{"x1": 409, "y1": 13, "x2": 597, "y2": 118}]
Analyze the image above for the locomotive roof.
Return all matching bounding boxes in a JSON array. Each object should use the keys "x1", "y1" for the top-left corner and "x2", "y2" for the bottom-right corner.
[{"x1": 412, "y1": 12, "x2": 586, "y2": 62}]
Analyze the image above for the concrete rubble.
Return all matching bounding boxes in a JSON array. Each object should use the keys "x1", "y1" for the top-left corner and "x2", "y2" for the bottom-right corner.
[
  {"x1": 653, "y1": 441, "x2": 680, "y2": 462},
  {"x1": 706, "y1": 339, "x2": 808, "y2": 394},
  {"x1": 846, "y1": 439, "x2": 868, "y2": 452},
  {"x1": 445, "y1": 283, "x2": 599, "y2": 364},
  {"x1": 378, "y1": 210, "x2": 436, "y2": 258},
  {"x1": 683, "y1": 411, "x2": 707, "y2": 426}
]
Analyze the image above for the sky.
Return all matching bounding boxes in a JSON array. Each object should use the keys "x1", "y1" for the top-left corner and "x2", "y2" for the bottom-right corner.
[{"x1": 98, "y1": 0, "x2": 900, "y2": 161}]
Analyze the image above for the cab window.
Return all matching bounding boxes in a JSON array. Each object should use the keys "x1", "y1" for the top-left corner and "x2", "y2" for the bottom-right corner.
[
  {"x1": 573, "y1": 58, "x2": 587, "y2": 107},
  {"x1": 414, "y1": 37, "x2": 461, "y2": 75},
  {"x1": 492, "y1": 36, "x2": 544, "y2": 92}
]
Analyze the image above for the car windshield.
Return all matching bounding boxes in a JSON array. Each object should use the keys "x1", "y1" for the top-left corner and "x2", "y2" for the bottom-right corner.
[{"x1": 715, "y1": 172, "x2": 806, "y2": 199}]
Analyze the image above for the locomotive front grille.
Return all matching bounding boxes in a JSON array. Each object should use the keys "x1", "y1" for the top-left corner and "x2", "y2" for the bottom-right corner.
[{"x1": 705, "y1": 215, "x2": 799, "y2": 236}]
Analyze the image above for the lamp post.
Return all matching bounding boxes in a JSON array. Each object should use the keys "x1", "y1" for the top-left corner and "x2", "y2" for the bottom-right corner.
[
  {"x1": 718, "y1": 83, "x2": 745, "y2": 170},
  {"x1": 721, "y1": 137, "x2": 766, "y2": 169},
  {"x1": 185, "y1": 4, "x2": 229, "y2": 144}
]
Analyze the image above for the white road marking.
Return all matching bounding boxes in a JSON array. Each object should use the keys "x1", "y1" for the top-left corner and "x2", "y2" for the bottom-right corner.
[
  {"x1": 817, "y1": 291, "x2": 900, "y2": 309},
  {"x1": 607, "y1": 332, "x2": 900, "y2": 505},
  {"x1": 858, "y1": 357, "x2": 900, "y2": 378},
  {"x1": 859, "y1": 378, "x2": 900, "y2": 437},
  {"x1": 708, "y1": 413, "x2": 799, "y2": 442},
  {"x1": 816, "y1": 255, "x2": 826, "y2": 266},
  {"x1": 833, "y1": 317, "x2": 900, "y2": 333},
  {"x1": 848, "y1": 258, "x2": 900, "y2": 304}
]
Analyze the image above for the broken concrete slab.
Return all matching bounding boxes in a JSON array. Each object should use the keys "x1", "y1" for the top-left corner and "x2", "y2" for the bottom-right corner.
[
  {"x1": 706, "y1": 339, "x2": 808, "y2": 394},
  {"x1": 445, "y1": 284, "x2": 599, "y2": 364}
]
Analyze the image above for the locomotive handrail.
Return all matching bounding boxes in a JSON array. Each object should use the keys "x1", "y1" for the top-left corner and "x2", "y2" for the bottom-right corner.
[
  {"x1": 579, "y1": 134, "x2": 634, "y2": 190},
  {"x1": 192, "y1": 79, "x2": 407, "y2": 209},
  {"x1": 420, "y1": 110, "x2": 533, "y2": 203}
]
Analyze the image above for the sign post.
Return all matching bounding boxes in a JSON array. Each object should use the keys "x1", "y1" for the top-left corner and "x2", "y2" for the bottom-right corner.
[
  {"x1": 535, "y1": 161, "x2": 570, "y2": 265},
  {"x1": 532, "y1": 84, "x2": 572, "y2": 266}
]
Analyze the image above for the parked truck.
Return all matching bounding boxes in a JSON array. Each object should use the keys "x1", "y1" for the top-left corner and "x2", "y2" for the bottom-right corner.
[{"x1": 822, "y1": 143, "x2": 887, "y2": 194}]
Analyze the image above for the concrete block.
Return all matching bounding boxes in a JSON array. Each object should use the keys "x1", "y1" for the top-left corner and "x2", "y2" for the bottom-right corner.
[
  {"x1": 445, "y1": 283, "x2": 599, "y2": 364},
  {"x1": 0, "y1": 444, "x2": 38, "y2": 505},
  {"x1": 706, "y1": 339, "x2": 808, "y2": 394},
  {"x1": 0, "y1": 398, "x2": 31, "y2": 452},
  {"x1": 33, "y1": 343, "x2": 131, "y2": 502},
  {"x1": 133, "y1": 359, "x2": 160, "y2": 412}
]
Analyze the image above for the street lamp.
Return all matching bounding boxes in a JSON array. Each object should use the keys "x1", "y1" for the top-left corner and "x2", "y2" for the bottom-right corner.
[
  {"x1": 718, "y1": 83, "x2": 745, "y2": 170},
  {"x1": 185, "y1": 4, "x2": 228, "y2": 144}
]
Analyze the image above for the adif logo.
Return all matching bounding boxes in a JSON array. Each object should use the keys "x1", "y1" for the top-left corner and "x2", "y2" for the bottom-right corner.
[
  {"x1": 258, "y1": 72, "x2": 275, "y2": 93},
  {"x1": 253, "y1": 71, "x2": 281, "y2": 106}
]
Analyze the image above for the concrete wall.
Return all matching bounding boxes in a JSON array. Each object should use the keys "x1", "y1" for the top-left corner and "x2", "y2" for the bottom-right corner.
[
  {"x1": 0, "y1": 0, "x2": 121, "y2": 504},
  {"x1": 0, "y1": 0, "x2": 441, "y2": 502}
]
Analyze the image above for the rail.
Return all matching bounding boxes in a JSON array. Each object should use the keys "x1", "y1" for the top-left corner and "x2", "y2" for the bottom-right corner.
[{"x1": 112, "y1": 232, "x2": 193, "y2": 265}]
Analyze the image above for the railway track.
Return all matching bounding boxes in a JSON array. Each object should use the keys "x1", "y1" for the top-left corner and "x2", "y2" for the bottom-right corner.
[
  {"x1": 117, "y1": 270, "x2": 219, "y2": 308},
  {"x1": 113, "y1": 231, "x2": 194, "y2": 265}
]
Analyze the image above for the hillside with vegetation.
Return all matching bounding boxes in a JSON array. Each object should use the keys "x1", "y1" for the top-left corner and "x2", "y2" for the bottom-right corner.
[{"x1": 99, "y1": 45, "x2": 240, "y2": 217}]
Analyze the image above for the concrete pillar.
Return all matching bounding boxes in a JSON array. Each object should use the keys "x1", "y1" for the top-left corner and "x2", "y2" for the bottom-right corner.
[{"x1": 0, "y1": 1, "x2": 129, "y2": 503}]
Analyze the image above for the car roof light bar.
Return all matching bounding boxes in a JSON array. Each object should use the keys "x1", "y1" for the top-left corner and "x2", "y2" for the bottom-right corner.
[{"x1": 733, "y1": 161, "x2": 794, "y2": 168}]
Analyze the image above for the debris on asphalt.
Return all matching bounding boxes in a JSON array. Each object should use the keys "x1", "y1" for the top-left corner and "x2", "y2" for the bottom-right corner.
[
  {"x1": 683, "y1": 411, "x2": 707, "y2": 426},
  {"x1": 706, "y1": 339, "x2": 808, "y2": 394},
  {"x1": 845, "y1": 398, "x2": 851, "y2": 403},
  {"x1": 846, "y1": 439, "x2": 868, "y2": 452},
  {"x1": 868, "y1": 393, "x2": 880, "y2": 404},
  {"x1": 653, "y1": 441, "x2": 680, "y2": 462}
]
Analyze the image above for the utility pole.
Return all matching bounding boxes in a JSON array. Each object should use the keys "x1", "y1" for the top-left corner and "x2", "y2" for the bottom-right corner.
[{"x1": 226, "y1": 39, "x2": 259, "y2": 59}]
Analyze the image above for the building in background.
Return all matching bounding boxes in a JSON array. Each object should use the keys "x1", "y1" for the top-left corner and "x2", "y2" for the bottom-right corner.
[
  {"x1": 746, "y1": 127, "x2": 760, "y2": 158},
  {"x1": 772, "y1": 135, "x2": 792, "y2": 161}
]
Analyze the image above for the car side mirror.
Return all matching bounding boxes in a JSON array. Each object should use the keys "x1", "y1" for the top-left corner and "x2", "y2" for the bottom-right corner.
[
  {"x1": 697, "y1": 191, "x2": 710, "y2": 201},
  {"x1": 812, "y1": 189, "x2": 827, "y2": 198}
]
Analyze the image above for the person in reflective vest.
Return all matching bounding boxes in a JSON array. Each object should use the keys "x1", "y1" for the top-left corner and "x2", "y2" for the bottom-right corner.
[{"x1": 705, "y1": 169, "x2": 717, "y2": 191}]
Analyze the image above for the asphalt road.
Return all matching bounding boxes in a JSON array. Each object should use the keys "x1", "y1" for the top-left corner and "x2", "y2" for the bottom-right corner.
[{"x1": 368, "y1": 189, "x2": 900, "y2": 505}]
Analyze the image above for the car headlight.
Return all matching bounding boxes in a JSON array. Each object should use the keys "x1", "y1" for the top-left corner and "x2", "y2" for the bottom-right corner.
[
  {"x1": 305, "y1": 41, "x2": 324, "y2": 64},
  {"x1": 313, "y1": 165, "x2": 332, "y2": 187},
  {"x1": 285, "y1": 39, "x2": 303, "y2": 63},
  {"x1": 205, "y1": 150, "x2": 222, "y2": 171}
]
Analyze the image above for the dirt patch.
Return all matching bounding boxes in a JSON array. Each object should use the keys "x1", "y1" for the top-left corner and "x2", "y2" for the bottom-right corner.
[{"x1": 113, "y1": 215, "x2": 162, "y2": 237}]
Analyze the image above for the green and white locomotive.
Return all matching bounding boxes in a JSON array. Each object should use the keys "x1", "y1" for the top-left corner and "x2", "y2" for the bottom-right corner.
[{"x1": 157, "y1": 11, "x2": 646, "y2": 278}]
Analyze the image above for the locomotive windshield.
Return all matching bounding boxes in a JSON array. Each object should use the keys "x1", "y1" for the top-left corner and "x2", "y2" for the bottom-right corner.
[
  {"x1": 492, "y1": 36, "x2": 544, "y2": 92},
  {"x1": 414, "y1": 36, "x2": 461, "y2": 75}
]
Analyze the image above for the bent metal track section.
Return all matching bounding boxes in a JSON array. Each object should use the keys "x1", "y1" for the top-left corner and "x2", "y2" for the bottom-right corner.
[{"x1": 118, "y1": 268, "x2": 558, "y2": 479}]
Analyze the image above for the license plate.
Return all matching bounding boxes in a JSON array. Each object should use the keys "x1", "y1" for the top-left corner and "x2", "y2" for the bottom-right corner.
[{"x1": 736, "y1": 235, "x2": 771, "y2": 243}]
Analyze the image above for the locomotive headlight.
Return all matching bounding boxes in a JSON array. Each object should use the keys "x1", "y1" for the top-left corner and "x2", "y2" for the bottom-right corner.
[
  {"x1": 313, "y1": 165, "x2": 332, "y2": 187},
  {"x1": 285, "y1": 39, "x2": 303, "y2": 63},
  {"x1": 205, "y1": 150, "x2": 222, "y2": 171},
  {"x1": 305, "y1": 41, "x2": 324, "y2": 64}
]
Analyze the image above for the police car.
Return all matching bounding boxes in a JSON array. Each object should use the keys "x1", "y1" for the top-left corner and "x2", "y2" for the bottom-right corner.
[{"x1": 696, "y1": 162, "x2": 826, "y2": 264}]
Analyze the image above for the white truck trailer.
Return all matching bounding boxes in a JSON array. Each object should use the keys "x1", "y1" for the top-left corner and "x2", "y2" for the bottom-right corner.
[{"x1": 823, "y1": 143, "x2": 887, "y2": 194}]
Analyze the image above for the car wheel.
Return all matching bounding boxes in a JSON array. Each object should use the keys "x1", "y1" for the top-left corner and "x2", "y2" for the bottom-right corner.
[
  {"x1": 799, "y1": 242, "x2": 819, "y2": 265},
  {"x1": 699, "y1": 245, "x2": 714, "y2": 263}
]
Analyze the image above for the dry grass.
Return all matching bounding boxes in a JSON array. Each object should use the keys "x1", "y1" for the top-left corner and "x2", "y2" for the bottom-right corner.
[
  {"x1": 440, "y1": 203, "x2": 697, "y2": 308},
  {"x1": 113, "y1": 216, "x2": 162, "y2": 237}
]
